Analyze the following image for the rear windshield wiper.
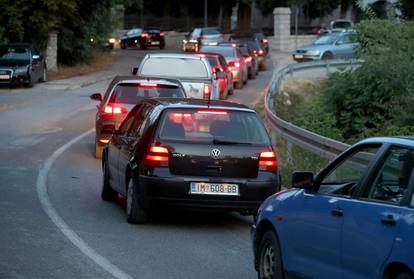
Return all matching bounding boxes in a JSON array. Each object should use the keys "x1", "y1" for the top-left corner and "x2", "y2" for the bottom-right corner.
[{"x1": 212, "y1": 138, "x2": 252, "y2": 145}]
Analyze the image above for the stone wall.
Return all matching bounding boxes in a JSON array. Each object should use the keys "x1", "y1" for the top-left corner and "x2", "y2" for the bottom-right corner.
[
  {"x1": 46, "y1": 31, "x2": 58, "y2": 71},
  {"x1": 271, "y1": 7, "x2": 316, "y2": 52}
]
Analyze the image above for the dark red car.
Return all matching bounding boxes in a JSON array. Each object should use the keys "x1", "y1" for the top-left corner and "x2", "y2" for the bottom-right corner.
[
  {"x1": 196, "y1": 52, "x2": 233, "y2": 99},
  {"x1": 90, "y1": 76, "x2": 186, "y2": 158}
]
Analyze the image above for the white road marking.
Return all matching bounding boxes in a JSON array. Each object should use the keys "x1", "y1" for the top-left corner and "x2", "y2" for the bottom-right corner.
[{"x1": 36, "y1": 128, "x2": 133, "y2": 279}]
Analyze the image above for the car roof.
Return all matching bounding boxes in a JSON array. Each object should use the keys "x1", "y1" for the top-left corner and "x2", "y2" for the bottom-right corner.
[
  {"x1": 141, "y1": 98, "x2": 253, "y2": 112},
  {"x1": 145, "y1": 53, "x2": 204, "y2": 60},
  {"x1": 357, "y1": 136, "x2": 414, "y2": 147},
  {"x1": 0, "y1": 43, "x2": 33, "y2": 49},
  {"x1": 111, "y1": 76, "x2": 183, "y2": 87}
]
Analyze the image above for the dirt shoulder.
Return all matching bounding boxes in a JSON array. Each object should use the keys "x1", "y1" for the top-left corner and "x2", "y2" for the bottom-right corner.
[{"x1": 47, "y1": 51, "x2": 115, "y2": 81}]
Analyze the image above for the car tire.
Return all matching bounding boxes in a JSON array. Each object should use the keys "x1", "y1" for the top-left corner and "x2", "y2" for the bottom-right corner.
[
  {"x1": 258, "y1": 230, "x2": 284, "y2": 279},
  {"x1": 160, "y1": 45, "x2": 165, "y2": 50},
  {"x1": 322, "y1": 52, "x2": 333, "y2": 60},
  {"x1": 101, "y1": 160, "x2": 118, "y2": 201},
  {"x1": 126, "y1": 178, "x2": 147, "y2": 224},
  {"x1": 260, "y1": 62, "x2": 267, "y2": 71},
  {"x1": 248, "y1": 68, "x2": 255, "y2": 79},
  {"x1": 95, "y1": 139, "x2": 103, "y2": 159},
  {"x1": 121, "y1": 42, "x2": 126, "y2": 49},
  {"x1": 235, "y1": 81, "x2": 243, "y2": 90},
  {"x1": 24, "y1": 75, "x2": 34, "y2": 88},
  {"x1": 39, "y1": 66, "x2": 47, "y2": 82}
]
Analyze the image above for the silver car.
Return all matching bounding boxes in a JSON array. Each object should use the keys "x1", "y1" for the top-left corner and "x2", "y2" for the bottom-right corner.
[
  {"x1": 293, "y1": 32, "x2": 358, "y2": 61},
  {"x1": 134, "y1": 53, "x2": 223, "y2": 100},
  {"x1": 182, "y1": 27, "x2": 225, "y2": 52}
]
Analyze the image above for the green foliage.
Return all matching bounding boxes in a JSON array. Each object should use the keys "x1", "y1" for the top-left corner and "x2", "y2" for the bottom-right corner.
[
  {"x1": 320, "y1": 19, "x2": 414, "y2": 142},
  {"x1": 0, "y1": 0, "x2": 117, "y2": 65}
]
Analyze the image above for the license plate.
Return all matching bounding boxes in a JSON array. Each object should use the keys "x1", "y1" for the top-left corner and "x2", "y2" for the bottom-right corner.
[
  {"x1": 0, "y1": 74, "x2": 10, "y2": 80},
  {"x1": 151, "y1": 41, "x2": 159, "y2": 45},
  {"x1": 190, "y1": 182, "x2": 239, "y2": 196},
  {"x1": 294, "y1": 54, "x2": 304, "y2": 59}
]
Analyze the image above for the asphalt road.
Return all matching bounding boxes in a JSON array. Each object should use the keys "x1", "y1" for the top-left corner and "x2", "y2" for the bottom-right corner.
[{"x1": 0, "y1": 48, "x2": 274, "y2": 279}]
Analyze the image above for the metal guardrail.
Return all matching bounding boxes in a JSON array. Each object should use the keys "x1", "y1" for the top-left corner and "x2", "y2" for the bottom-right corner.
[{"x1": 265, "y1": 59, "x2": 364, "y2": 159}]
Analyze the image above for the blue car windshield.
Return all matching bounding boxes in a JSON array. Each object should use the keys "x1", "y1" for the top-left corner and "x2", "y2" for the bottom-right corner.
[
  {"x1": 0, "y1": 47, "x2": 30, "y2": 61},
  {"x1": 313, "y1": 34, "x2": 339, "y2": 45}
]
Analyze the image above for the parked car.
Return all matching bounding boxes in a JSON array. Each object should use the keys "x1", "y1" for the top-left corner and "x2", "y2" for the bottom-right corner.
[
  {"x1": 230, "y1": 32, "x2": 269, "y2": 54},
  {"x1": 197, "y1": 52, "x2": 233, "y2": 99},
  {"x1": 230, "y1": 38, "x2": 267, "y2": 70},
  {"x1": 101, "y1": 98, "x2": 281, "y2": 224},
  {"x1": 120, "y1": 28, "x2": 165, "y2": 50},
  {"x1": 0, "y1": 43, "x2": 46, "y2": 87},
  {"x1": 219, "y1": 42, "x2": 258, "y2": 79},
  {"x1": 252, "y1": 136, "x2": 414, "y2": 279},
  {"x1": 133, "y1": 53, "x2": 223, "y2": 100},
  {"x1": 89, "y1": 76, "x2": 186, "y2": 158},
  {"x1": 199, "y1": 45, "x2": 248, "y2": 89},
  {"x1": 292, "y1": 31, "x2": 358, "y2": 61},
  {"x1": 316, "y1": 19, "x2": 354, "y2": 36},
  {"x1": 182, "y1": 27, "x2": 225, "y2": 52}
]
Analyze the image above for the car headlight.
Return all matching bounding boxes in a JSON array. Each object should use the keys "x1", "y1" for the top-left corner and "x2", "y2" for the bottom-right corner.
[
  {"x1": 14, "y1": 67, "x2": 28, "y2": 76},
  {"x1": 109, "y1": 38, "x2": 116, "y2": 44},
  {"x1": 307, "y1": 50, "x2": 321, "y2": 56}
]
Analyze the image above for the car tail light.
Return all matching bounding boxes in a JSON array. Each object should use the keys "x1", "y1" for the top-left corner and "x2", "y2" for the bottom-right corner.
[
  {"x1": 259, "y1": 151, "x2": 277, "y2": 172},
  {"x1": 199, "y1": 36, "x2": 208, "y2": 40},
  {"x1": 139, "y1": 82, "x2": 158, "y2": 87},
  {"x1": 244, "y1": 56, "x2": 252, "y2": 62},
  {"x1": 262, "y1": 39, "x2": 268, "y2": 44},
  {"x1": 141, "y1": 33, "x2": 149, "y2": 38},
  {"x1": 228, "y1": 61, "x2": 240, "y2": 68},
  {"x1": 253, "y1": 50, "x2": 258, "y2": 57},
  {"x1": 231, "y1": 43, "x2": 237, "y2": 47},
  {"x1": 198, "y1": 110, "x2": 227, "y2": 115},
  {"x1": 103, "y1": 105, "x2": 127, "y2": 115},
  {"x1": 259, "y1": 50, "x2": 264, "y2": 55},
  {"x1": 203, "y1": 84, "x2": 211, "y2": 100},
  {"x1": 144, "y1": 145, "x2": 169, "y2": 167},
  {"x1": 160, "y1": 32, "x2": 165, "y2": 36},
  {"x1": 220, "y1": 34, "x2": 224, "y2": 39}
]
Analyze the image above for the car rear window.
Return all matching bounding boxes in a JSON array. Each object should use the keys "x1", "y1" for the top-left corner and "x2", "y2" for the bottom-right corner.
[
  {"x1": 158, "y1": 109, "x2": 269, "y2": 144},
  {"x1": 199, "y1": 46, "x2": 236, "y2": 58},
  {"x1": 205, "y1": 56, "x2": 219, "y2": 68},
  {"x1": 140, "y1": 57, "x2": 209, "y2": 79},
  {"x1": 109, "y1": 83, "x2": 184, "y2": 104},
  {"x1": 201, "y1": 29, "x2": 221, "y2": 35}
]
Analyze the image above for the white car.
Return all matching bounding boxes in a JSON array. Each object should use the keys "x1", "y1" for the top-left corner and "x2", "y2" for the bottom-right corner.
[{"x1": 133, "y1": 53, "x2": 223, "y2": 100}]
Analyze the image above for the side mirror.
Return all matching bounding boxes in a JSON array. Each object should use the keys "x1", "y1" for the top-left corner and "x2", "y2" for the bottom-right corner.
[
  {"x1": 215, "y1": 70, "x2": 226, "y2": 79},
  {"x1": 292, "y1": 171, "x2": 314, "y2": 191},
  {"x1": 89, "y1": 93, "x2": 102, "y2": 101},
  {"x1": 131, "y1": 67, "x2": 138, "y2": 75}
]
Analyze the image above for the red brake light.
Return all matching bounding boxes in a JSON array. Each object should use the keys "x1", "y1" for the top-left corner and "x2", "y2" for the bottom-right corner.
[
  {"x1": 141, "y1": 33, "x2": 149, "y2": 38},
  {"x1": 197, "y1": 110, "x2": 227, "y2": 115},
  {"x1": 139, "y1": 82, "x2": 158, "y2": 87},
  {"x1": 160, "y1": 32, "x2": 165, "y2": 36},
  {"x1": 253, "y1": 50, "x2": 258, "y2": 56},
  {"x1": 231, "y1": 43, "x2": 237, "y2": 47},
  {"x1": 259, "y1": 151, "x2": 277, "y2": 172},
  {"x1": 144, "y1": 145, "x2": 169, "y2": 167},
  {"x1": 234, "y1": 62, "x2": 240, "y2": 68},
  {"x1": 259, "y1": 50, "x2": 264, "y2": 55},
  {"x1": 203, "y1": 84, "x2": 211, "y2": 100},
  {"x1": 244, "y1": 56, "x2": 252, "y2": 62},
  {"x1": 262, "y1": 39, "x2": 268, "y2": 44},
  {"x1": 103, "y1": 105, "x2": 127, "y2": 115},
  {"x1": 199, "y1": 36, "x2": 208, "y2": 40}
]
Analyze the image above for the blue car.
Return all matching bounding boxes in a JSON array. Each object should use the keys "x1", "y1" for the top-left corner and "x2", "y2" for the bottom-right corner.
[{"x1": 252, "y1": 137, "x2": 414, "y2": 279}]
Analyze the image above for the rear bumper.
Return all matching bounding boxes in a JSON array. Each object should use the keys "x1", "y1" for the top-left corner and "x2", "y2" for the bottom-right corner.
[
  {"x1": 136, "y1": 173, "x2": 280, "y2": 211},
  {"x1": 230, "y1": 68, "x2": 242, "y2": 82}
]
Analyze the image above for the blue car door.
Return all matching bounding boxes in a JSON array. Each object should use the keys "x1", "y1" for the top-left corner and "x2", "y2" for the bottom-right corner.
[
  {"x1": 341, "y1": 145, "x2": 414, "y2": 279},
  {"x1": 283, "y1": 144, "x2": 382, "y2": 279}
]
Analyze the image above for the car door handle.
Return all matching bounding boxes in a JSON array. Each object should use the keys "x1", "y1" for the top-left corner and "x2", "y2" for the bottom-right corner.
[
  {"x1": 381, "y1": 215, "x2": 396, "y2": 226},
  {"x1": 331, "y1": 208, "x2": 343, "y2": 217}
]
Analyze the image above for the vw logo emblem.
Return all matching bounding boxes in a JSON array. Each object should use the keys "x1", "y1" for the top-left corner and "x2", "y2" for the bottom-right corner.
[{"x1": 211, "y1": 149, "x2": 221, "y2": 159}]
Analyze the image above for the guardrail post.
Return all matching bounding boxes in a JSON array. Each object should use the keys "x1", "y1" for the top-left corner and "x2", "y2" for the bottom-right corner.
[{"x1": 326, "y1": 60, "x2": 331, "y2": 75}]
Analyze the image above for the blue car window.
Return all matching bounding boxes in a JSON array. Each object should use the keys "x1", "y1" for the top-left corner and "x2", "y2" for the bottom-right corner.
[
  {"x1": 365, "y1": 146, "x2": 414, "y2": 204},
  {"x1": 319, "y1": 145, "x2": 381, "y2": 195}
]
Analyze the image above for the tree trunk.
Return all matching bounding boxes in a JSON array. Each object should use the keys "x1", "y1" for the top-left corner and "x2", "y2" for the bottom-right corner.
[
  {"x1": 236, "y1": 0, "x2": 251, "y2": 34},
  {"x1": 218, "y1": 3, "x2": 223, "y2": 29}
]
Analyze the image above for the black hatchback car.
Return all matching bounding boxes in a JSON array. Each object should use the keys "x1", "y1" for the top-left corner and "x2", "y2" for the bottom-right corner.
[
  {"x1": 0, "y1": 43, "x2": 46, "y2": 87},
  {"x1": 101, "y1": 98, "x2": 281, "y2": 224},
  {"x1": 120, "y1": 28, "x2": 165, "y2": 50}
]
